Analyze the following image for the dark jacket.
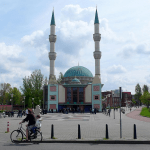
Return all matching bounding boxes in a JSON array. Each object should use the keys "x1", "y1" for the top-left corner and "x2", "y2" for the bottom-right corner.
[{"x1": 23, "y1": 114, "x2": 35, "y2": 126}]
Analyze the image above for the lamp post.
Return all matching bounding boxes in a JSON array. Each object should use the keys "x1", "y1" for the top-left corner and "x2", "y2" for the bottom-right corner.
[
  {"x1": 23, "y1": 96, "x2": 25, "y2": 110},
  {"x1": 112, "y1": 91, "x2": 115, "y2": 119},
  {"x1": 10, "y1": 94, "x2": 13, "y2": 111},
  {"x1": 119, "y1": 87, "x2": 122, "y2": 139},
  {"x1": 107, "y1": 94, "x2": 111, "y2": 117},
  {"x1": 125, "y1": 93, "x2": 127, "y2": 111},
  {"x1": 32, "y1": 98, "x2": 34, "y2": 109},
  {"x1": 39, "y1": 100, "x2": 41, "y2": 108}
]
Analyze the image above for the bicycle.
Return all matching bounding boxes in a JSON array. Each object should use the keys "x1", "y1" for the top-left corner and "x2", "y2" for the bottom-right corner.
[{"x1": 10, "y1": 123, "x2": 42, "y2": 143}]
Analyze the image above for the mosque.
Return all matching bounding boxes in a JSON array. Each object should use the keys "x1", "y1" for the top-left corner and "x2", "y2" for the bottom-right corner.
[{"x1": 43, "y1": 8, "x2": 103, "y2": 112}]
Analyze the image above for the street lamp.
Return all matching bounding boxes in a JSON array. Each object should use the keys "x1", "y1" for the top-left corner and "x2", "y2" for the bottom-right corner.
[
  {"x1": 125, "y1": 93, "x2": 128, "y2": 111},
  {"x1": 39, "y1": 100, "x2": 41, "y2": 108},
  {"x1": 32, "y1": 98, "x2": 34, "y2": 109},
  {"x1": 23, "y1": 96, "x2": 26, "y2": 110},
  {"x1": 107, "y1": 94, "x2": 111, "y2": 117},
  {"x1": 112, "y1": 91, "x2": 115, "y2": 119},
  {"x1": 10, "y1": 94, "x2": 13, "y2": 111}
]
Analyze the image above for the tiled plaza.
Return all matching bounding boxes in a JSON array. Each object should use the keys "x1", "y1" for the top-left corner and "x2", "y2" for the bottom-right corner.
[{"x1": 0, "y1": 106, "x2": 150, "y2": 143}]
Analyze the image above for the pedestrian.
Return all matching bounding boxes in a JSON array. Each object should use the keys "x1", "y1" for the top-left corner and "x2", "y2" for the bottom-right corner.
[
  {"x1": 17, "y1": 110, "x2": 20, "y2": 118},
  {"x1": 20, "y1": 109, "x2": 22, "y2": 117},
  {"x1": 94, "y1": 108, "x2": 96, "y2": 114},
  {"x1": 130, "y1": 108, "x2": 131, "y2": 112},
  {"x1": 23, "y1": 110, "x2": 25, "y2": 116},
  {"x1": 90, "y1": 108, "x2": 92, "y2": 113}
]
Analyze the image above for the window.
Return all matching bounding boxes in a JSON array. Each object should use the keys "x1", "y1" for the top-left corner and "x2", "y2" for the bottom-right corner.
[
  {"x1": 67, "y1": 88, "x2": 71, "y2": 102},
  {"x1": 51, "y1": 96, "x2": 55, "y2": 99},
  {"x1": 95, "y1": 96, "x2": 98, "y2": 99},
  {"x1": 79, "y1": 88, "x2": 84, "y2": 102},
  {"x1": 50, "y1": 95, "x2": 56, "y2": 100},
  {"x1": 73, "y1": 88, "x2": 77, "y2": 102}
]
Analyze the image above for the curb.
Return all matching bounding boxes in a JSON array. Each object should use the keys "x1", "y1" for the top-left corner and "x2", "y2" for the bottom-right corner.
[{"x1": 13, "y1": 140, "x2": 150, "y2": 144}]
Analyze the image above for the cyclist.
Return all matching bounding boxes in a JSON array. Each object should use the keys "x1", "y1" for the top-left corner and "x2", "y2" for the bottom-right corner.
[{"x1": 19, "y1": 108, "x2": 36, "y2": 141}]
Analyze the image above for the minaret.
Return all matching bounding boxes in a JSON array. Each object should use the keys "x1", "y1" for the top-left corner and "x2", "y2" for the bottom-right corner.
[
  {"x1": 93, "y1": 8, "x2": 101, "y2": 83},
  {"x1": 49, "y1": 9, "x2": 57, "y2": 84}
]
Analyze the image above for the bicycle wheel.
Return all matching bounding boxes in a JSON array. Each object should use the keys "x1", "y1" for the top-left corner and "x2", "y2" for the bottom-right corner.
[
  {"x1": 30, "y1": 130, "x2": 42, "y2": 141},
  {"x1": 10, "y1": 130, "x2": 23, "y2": 143}
]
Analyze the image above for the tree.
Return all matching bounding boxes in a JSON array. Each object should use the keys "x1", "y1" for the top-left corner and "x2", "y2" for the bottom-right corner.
[
  {"x1": 135, "y1": 83, "x2": 142, "y2": 106},
  {"x1": 142, "y1": 85, "x2": 149, "y2": 94},
  {"x1": 140, "y1": 91, "x2": 150, "y2": 108},
  {"x1": 132, "y1": 99, "x2": 136, "y2": 104},
  {"x1": 0, "y1": 83, "x2": 11, "y2": 104},
  {"x1": 57, "y1": 72, "x2": 63, "y2": 84},
  {"x1": 11, "y1": 87, "x2": 22, "y2": 105},
  {"x1": 1, "y1": 87, "x2": 22, "y2": 105},
  {"x1": 20, "y1": 69, "x2": 45, "y2": 108}
]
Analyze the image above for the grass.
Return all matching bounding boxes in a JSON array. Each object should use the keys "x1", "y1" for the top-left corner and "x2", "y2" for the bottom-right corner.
[
  {"x1": 103, "y1": 138, "x2": 109, "y2": 140},
  {"x1": 17, "y1": 138, "x2": 22, "y2": 141},
  {"x1": 5, "y1": 131, "x2": 9, "y2": 133},
  {"x1": 140, "y1": 107, "x2": 150, "y2": 118},
  {"x1": 52, "y1": 137, "x2": 57, "y2": 139}
]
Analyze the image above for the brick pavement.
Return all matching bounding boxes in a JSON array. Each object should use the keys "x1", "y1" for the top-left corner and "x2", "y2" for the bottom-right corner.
[
  {"x1": 0, "y1": 106, "x2": 150, "y2": 143},
  {"x1": 126, "y1": 107, "x2": 150, "y2": 122}
]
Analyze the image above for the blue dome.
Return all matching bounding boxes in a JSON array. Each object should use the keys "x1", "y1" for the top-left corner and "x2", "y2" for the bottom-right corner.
[
  {"x1": 64, "y1": 66, "x2": 93, "y2": 78},
  {"x1": 71, "y1": 78, "x2": 80, "y2": 83}
]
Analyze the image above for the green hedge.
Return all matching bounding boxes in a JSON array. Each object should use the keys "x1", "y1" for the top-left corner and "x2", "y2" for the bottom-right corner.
[{"x1": 140, "y1": 107, "x2": 150, "y2": 118}]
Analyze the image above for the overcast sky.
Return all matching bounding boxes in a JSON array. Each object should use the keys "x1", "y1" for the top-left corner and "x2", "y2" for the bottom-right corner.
[{"x1": 0, "y1": 0, "x2": 150, "y2": 94}]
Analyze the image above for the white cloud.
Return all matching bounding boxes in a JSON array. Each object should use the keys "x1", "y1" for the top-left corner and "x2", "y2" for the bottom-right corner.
[
  {"x1": 0, "y1": 42, "x2": 22, "y2": 57},
  {"x1": 107, "y1": 65, "x2": 127, "y2": 74},
  {"x1": 21, "y1": 30, "x2": 44, "y2": 47},
  {"x1": 62, "y1": 4, "x2": 95, "y2": 14},
  {"x1": 118, "y1": 42, "x2": 150, "y2": 59}
]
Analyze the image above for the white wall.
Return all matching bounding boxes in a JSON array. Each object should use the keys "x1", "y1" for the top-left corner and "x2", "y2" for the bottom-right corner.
[
  {"x1": 85, "y1": 85, "x2": 92, "y2": 103},
  {"x1": 58, "y1": 85, "x2": 65, "y2": 103}
]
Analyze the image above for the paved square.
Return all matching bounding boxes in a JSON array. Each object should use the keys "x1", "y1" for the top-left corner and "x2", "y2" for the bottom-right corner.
[{"x1": 0, "y1": 106, "x2": 150, "y2": 144}]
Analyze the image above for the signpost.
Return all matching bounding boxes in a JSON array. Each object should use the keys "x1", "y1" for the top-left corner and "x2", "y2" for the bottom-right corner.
[{"x1": 119, "y1": 87, "x2": 122, "y2": 138}]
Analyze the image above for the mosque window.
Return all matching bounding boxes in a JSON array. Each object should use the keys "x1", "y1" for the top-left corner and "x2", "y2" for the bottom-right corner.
[
  {"x1": 50, "y1": 95, "x2": 56, "y2": 100},
  {"x1": 79, "y1": 88, "x2": 84, "y2": 102},
  {"x1": 73, "y1": 88, "x2": 77, "y2": 102},
  {"x1": 67, "y1": 88, "x2": 71, "y2": 102},
  {"x1": 94, "y1": 95, "x2": 99, "y2": 100}
]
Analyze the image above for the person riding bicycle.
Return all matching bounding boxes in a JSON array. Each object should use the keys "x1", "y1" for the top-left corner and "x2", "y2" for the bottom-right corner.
[{"x1": 19, "y1": 108, "x2": 35, "y2": 141}]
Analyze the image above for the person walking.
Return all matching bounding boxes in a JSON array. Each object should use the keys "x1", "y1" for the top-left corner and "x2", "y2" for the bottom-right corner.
[
  {"x1": 94, "y1": 108, "x2": 96, "y2": 114},
  {"x1": 17, "y1": 110, "x2": 20, "y2": 118}
]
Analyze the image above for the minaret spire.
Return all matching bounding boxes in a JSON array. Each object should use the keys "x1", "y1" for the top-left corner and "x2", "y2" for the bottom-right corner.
[
  {"x1": 51, "y1": 9, "x2": 55, "y2": 25},
  {"x1": 93, "y1": 8, "x2": 101, "y2": 83},
  {"x1": 49, "y1": 9, "x2": 57, "y2": 84},
  {"x1": 94, "y1": 8, "x2": 99, "y2": 24}
]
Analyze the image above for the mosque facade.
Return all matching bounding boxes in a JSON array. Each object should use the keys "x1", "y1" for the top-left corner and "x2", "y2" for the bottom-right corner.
[{"x1": 44, "y1": 8, "x2": 103, "y2": 112}]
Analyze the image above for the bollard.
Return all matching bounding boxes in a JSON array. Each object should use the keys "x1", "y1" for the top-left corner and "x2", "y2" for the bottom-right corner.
[
  {"x1": 51, "y1": 124, "x2": 54, "y2": 139},
  {"x1": 133, "y1": 124, "x2": 137, "y2": 139},
  {"x1": 78, "y1": 124, "x2": 81, "y2": 139},
  {"x1": 7, "y1": 122, "x2": 9, "y2": 132},
  {"x1": 105, "y1": 124, "x2": 109, "y2": 139}
]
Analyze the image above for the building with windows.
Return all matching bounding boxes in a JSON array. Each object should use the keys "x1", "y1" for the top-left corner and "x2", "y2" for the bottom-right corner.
[
  {"x1": 43, "y1": 8, "x2": 103, "y2": 112},
  {"x1": 102, "y1": 90, "x2": 133, "y2": 108}
]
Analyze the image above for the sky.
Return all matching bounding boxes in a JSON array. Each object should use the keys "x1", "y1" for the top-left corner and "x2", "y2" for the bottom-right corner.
[{"x1": 0, "y1": 0, "x2": 150, "y2": 94}]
